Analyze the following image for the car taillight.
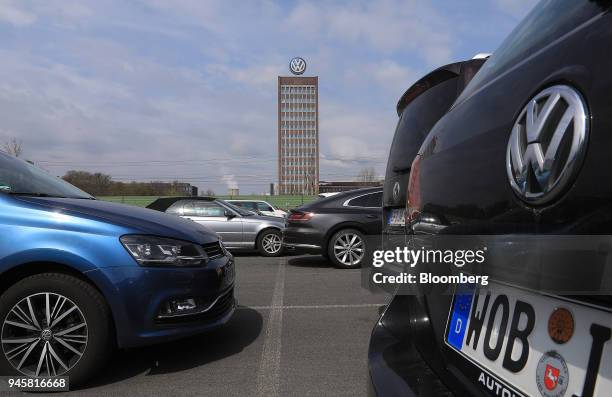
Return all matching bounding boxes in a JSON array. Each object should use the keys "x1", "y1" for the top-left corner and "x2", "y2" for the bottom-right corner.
[
  {"x1": 288, "y1": 212, "x2": 314, "y2": 221},
  {"x1": 406, "y1": 154, "x2": 422, "y2": 225}
]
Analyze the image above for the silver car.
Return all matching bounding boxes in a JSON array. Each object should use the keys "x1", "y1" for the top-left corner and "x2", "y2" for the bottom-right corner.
[{"x1": 147, "y1": 197, "x2": 285, "y2": 256}]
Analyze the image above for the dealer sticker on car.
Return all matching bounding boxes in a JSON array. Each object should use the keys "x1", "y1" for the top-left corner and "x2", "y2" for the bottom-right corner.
[{"x1": 445, "y1": 283, "x2": 611, "y2": 397}]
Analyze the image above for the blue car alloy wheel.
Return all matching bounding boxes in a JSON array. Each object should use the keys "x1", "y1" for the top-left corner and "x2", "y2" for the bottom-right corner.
[{"x1": 0, "y1": 273, "x2": 113, "y2": 384}]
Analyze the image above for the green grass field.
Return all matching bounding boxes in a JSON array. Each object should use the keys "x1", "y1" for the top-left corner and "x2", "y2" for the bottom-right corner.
[{"x1": 98, "y1": 195, "x2": 318, "y2": 210}]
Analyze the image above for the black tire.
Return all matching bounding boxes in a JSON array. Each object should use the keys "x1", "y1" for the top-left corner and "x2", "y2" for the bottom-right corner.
[
  {"x1": 0, "y1": 273, "x2": 113, "y2": 386},
  {"x1": 327, "y1": 228, "x2": 367, "y2": 269},
  {"x1": 257, "y1": 229, "x2": 283, "y2": 257}
]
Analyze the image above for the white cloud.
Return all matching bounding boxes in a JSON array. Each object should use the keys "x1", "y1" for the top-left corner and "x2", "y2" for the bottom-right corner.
[
  {"x1": 0, "y1": 0, "x2": 95, "y2": 28},
  {"x1": 373, "y1": 61, "x2": 418, "y2": 91},
  {"x1": 284, "y1": 2, "x2": 323, "y2": 38},
  {"x1": 206, "y1": 62, "x2": 284, "y2": 90},
  {"x1": 494, "y1": 0, "x2": 538, "y2": 19},
  {"x1": 0, "y1": 1, "x2": 36, "y2": 26},
  {"x1": 284, "y1": 0, "x2": 454, "y2": 67},
  {"x1": 36, "y1": 1, "x2": 93, "y2": 21},
  {"x1": 318, "y1": 99, "x2": 395, "y2": 179}
]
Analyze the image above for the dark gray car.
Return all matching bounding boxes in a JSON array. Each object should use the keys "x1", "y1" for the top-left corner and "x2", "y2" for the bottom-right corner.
[
  {"x1": 283, "y1": 188, "x2": 382, "y2": 268},
  {"x1": 148, "y1": 197, "x2": 285, "y2": 256}
]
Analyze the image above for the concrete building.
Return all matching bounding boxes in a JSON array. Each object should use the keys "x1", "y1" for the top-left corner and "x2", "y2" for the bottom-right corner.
[{"x1": 278, "y1": 76, "x2": 319, "y2": 195}]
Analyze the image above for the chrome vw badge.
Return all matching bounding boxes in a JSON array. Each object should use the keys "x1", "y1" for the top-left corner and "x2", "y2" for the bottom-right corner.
[
  {"x1": 392, "y1": 182, "x2": 401, "y2": 203},
  {"x1": 289, "y1": 57, "x2": 306, "y2": 75},
  {"x1": 506, "y1": 85, "x2": 588, "y2": 205}
]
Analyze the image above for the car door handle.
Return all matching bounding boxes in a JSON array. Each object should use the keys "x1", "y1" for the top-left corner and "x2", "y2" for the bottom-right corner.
[{"x1": 366, "y1": 214, "x2": 377, "y2": 219}]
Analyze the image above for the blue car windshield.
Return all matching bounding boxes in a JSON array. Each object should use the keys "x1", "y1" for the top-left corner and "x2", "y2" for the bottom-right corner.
[{"x1": 0, "y1": 153, "x2": 92, "y2": 199}]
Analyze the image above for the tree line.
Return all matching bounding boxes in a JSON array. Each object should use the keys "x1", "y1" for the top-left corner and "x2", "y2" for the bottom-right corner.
[{"x1": 62, "y1": 170, "x2": 194, "y2": 197}]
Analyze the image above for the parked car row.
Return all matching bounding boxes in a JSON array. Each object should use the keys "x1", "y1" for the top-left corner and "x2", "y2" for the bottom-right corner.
[
  {"x1": 145, "y1": 189, "x2": 384, "y2": 268},
  {"x1": 0, "y1": 151, "x2": 383, "y2": 385},
  {"x1": 369, "y1": 1, "x2": 612, "y2": 397}
]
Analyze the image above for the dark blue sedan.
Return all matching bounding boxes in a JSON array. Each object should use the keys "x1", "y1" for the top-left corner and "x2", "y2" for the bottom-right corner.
[{"x1": 0, "y1": 152, "x2": 235, "y2": 385}]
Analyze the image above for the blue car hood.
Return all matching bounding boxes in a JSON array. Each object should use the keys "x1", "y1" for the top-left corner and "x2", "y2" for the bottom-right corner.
[{"x1": 15, "y1": 197, "x2": 219, "y2": 244}]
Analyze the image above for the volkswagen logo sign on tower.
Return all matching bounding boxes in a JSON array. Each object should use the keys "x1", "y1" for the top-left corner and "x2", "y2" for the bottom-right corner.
[
  {"x1": 506, "y1": 85, "x2": 589, "y2": 205},
  {"x1": 289, "y1": 57, "x2": 306, "y2": 75}
]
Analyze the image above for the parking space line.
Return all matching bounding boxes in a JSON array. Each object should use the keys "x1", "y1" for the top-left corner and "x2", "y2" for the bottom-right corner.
[
  {"x1": 255, "y1": 258, "x2": 286, "y2": 397},
  {"x1": 244, "y1": 303, "x2": 386, "y2": 310}
]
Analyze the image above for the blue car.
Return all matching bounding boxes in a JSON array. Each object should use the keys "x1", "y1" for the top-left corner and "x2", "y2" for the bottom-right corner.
[{"x1": 0, "y1": 152, "x2": 235, "y2": 384}]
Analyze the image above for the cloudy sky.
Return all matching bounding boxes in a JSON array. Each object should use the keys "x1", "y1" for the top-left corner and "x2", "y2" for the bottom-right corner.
[{"x1": 0, "y1": 0, "x2": 537, "y2": 194}]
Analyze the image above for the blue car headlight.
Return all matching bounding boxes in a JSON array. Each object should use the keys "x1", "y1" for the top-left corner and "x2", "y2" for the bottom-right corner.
[{"x1": 120, "y1": 235, "x2": 207, "y2": 267}]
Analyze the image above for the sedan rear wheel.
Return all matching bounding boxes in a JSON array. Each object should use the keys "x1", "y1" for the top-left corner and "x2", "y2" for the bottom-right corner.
[{"x1": 328, "y1": 229, "x2": 366, "y2": 269}]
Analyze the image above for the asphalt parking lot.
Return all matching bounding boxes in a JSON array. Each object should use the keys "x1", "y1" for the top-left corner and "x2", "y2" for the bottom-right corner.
[{"x1": 63, "y1": 254, "x2": 389, "y2": 396}]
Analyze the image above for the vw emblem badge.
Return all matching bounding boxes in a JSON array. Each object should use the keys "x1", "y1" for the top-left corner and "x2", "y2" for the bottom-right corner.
[
  {"x1": 289, "y1": 57, "x2": 306, "y2": 75},
  {"x1": 392, "y1": 182, "x2": 401, "y2": 203},
  {"x1": 506, "y1": 85, "x2": 589, "y2": 205}
]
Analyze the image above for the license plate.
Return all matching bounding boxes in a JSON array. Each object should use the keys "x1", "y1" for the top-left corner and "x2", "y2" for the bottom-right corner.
[
  {"x1": 446, "y1": 283, "x2": 612, "y2": 397},
  {"x1": 387, "y1": 208, "x2": 405, "y2": 226}
]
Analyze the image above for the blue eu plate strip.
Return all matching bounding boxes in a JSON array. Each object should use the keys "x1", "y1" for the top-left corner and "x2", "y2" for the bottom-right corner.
[{"x1": 447, "y1": 284, "x2": 475, "y2": 350}]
